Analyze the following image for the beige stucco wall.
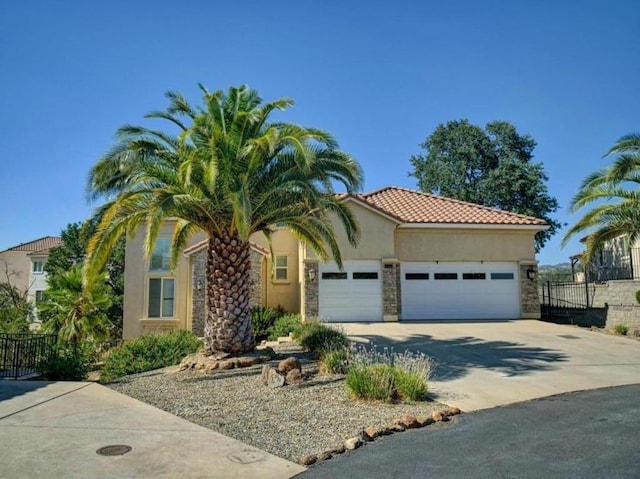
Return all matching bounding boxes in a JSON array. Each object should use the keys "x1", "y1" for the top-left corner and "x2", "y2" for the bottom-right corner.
[
  {"x1": 395, "y1": 228, "x2": 537, "y2": 262},
  {"x1": 0, "y1": 250, "x2": 32, "y2": 293},
  {"x1": 250, "y1": 229, "x2": 300, "y2": 313},
  {"x1": 305, "y1": 200, "x2": 397, "y2": 261}
]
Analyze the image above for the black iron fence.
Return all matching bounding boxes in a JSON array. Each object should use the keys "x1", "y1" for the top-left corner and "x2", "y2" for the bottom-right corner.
[
  {"x1": 540, "y1": 280, "x2": 595, "y2": 309},
  {"x1": 583, "y1": 247, "x2": 640, "y2": 282},
  {"x1": 0, "y1": 333, "x2": 57, "y2": 379}
]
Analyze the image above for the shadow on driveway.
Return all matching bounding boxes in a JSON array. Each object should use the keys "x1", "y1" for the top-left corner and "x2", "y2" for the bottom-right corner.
[{"x1": 349, "y1": 333, "x2": 569, "y2": 382}]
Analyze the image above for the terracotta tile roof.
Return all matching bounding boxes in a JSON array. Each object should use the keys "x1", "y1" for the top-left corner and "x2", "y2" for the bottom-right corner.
[
  {"x1": 348, "y1": 186, "x2": 547, "y2": 226},
  {"x1": 3, "y1": 236, "x2": 62, "y2": 253},
  {"x1": 183, "y1": 239, "x2": 269, "y2": 256}
]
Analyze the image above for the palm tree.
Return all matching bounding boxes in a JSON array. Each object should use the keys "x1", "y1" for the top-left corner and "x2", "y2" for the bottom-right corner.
[
  {"x1": 40, "y1": 266, "x2": 112, "y2": 343},
  {"x1": 85, "y1": 84, "x2": 363, "y2": 355},
  {"x1": 563, "y1": 133, "x2": 640, "y2": 262}
]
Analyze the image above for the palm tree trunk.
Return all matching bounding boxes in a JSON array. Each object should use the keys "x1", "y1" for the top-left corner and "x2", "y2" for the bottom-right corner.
[{"x1": 204, "y1": 232, "x2": 254, "y2": 355}]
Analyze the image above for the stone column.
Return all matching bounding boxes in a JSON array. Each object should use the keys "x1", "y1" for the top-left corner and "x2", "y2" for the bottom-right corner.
[
  {"x1": 249, "y1": 250, "x2": 263, "y2": 307},
  {"x1": 303, "y1": 260, "x2": 319, "y2": 321},
  {"x1": 382, "y1": 259, "x2": 400, "y2": 322},
  {"x1": 520, "y1": 262, "x2": 541, "y2": 319}
]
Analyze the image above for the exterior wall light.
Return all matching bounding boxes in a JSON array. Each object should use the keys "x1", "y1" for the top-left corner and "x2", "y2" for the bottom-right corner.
[
  {"x1": 308, "y1": 268, "x2": 316, "y2": 282},
  {"x1": 526, "y1": 267, "x2": 537, "y2": 281}
]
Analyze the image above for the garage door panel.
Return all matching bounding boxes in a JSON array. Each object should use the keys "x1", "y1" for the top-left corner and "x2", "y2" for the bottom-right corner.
[
  {"x1": 401, "y1": 262, "x2": 520, "y2": 320},
  {"x1": 319, "y1": 261, "x2": 382, "y2": 322}
]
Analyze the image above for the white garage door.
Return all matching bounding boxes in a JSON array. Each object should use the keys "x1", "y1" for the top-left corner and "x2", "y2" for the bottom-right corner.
[
  {"x1": 319, "y1": 261, "x2": 383, "y2": 322},
  {"x1": 401, "y1": 262, "x2": 520, "y2": 320}
]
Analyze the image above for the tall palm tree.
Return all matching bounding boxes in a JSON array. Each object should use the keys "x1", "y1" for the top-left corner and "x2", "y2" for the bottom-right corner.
[
  {"x1": 85, "y1": 84, "x2": 363, "y2": 355},
  {"x1": 40, "y1": 266, "x2": 112, "y2": 343},
  {"x1": 563, "y1": 133, "x2": 640, "y2": 262}
]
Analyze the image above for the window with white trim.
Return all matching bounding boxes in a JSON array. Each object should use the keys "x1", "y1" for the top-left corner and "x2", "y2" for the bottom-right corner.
[
  {"x1": 274, "y1": 255, "x2": 288, "y2": 281},
  {"x1": 33, "y1": 260, "x2": 44, "y2": 273},
  {"x1": 35, "y1": 290, "x2": 45, "y2": 303},
  {"x1": 148, "y1": 278, "x2": 175, "y2": 318}
]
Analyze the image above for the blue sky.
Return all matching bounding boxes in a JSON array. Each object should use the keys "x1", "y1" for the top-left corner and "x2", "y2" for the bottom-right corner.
[{"x1": 1, "y1": 0, "x2": 638, "y2": 264}]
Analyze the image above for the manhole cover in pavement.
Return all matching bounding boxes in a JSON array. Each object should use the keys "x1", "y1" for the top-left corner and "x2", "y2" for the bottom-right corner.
[{"x1": 96, "y1": 445, "x2": 132, "y2": 456}]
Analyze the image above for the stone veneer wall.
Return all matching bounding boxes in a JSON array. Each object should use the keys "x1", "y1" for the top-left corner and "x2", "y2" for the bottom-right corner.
[
  {"x1": 590, "y1": 279, "x2": 640, "y2": 329},
  {"x1": 303, "y1": 261, "x2": 319, "y2": 320},
  {"x1": 520, "y1": 264, "x2": 540, "y2": 317},
  {"x1": 191, "y1": 249, "x2": 207, "y2": 337},
  {"x1": 191, "y1": 248, "x2": 264, "y2": 337},
  {"x1": 382, "y1": 262, "x2": 401, "y2": 320}
]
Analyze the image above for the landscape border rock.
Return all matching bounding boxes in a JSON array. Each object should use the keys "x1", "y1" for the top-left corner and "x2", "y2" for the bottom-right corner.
[{"x1": 299, "y1": 407, "x2": 461, "y2": 466}]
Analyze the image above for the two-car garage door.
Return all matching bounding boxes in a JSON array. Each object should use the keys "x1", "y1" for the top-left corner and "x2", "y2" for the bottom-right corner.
[{"x1": 401, "y1": 262, "x2": 520, "y2": 320}]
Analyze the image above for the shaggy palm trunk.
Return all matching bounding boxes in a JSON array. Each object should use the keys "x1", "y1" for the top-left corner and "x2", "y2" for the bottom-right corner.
[{"x1": 204, "y1": 232, "x2": 254, "y2": 355}]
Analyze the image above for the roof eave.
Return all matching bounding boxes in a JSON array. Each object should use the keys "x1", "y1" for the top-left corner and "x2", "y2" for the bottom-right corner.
[{"x1": 397, "y1": 223, "x2": 549, "y2": 231}]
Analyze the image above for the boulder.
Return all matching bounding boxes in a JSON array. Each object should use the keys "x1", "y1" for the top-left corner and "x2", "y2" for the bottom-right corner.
[
  {"x1": 444, "y1": 407, "x2": 461, "y2": 417},
  {"x1": 319, "y1": 451, "x2": 333, "y2": 461},
  {"x1": 278, "y1": 357, "x2": 302, "y2": 374},
  {"x1": 416, "y1": 415, "x2": 435, "y2": 427},
  {"x1": 363, "y1": 426, "x2": 383, "y2": 440},
  {"x1": 300, "y1": 454, "x2": 317, "y2": 466},
  {"x1": 285, "y1": 368, "x2": 303, "y2": 385},
  {"x1": 330, "y1": 445, "x2": 346, "y2": 455},
  {"x1": 267, "y1": 368, "x2": 286, "y2": 388},
  {"x1": 389, "y1": 423, "x2": 406, "y2": 432},
  {"x1": 431, "y1": 411, "x2": 444, "y2": 422},
  {"x1": 397, "y1": 415, "x2": 419, "y2": 429}
]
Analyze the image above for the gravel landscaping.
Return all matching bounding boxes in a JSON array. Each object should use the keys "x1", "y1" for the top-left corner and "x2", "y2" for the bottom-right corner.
[{"x1": 108, "y1": 355, "x2": 446, "y2": 462}]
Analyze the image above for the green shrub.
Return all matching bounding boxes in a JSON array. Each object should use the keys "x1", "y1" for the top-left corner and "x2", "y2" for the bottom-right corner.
[
  {"x1": 100, "y1": 330, "x2": 202, "y2": 382},
  {"x1": 345, "y1": 345, "x2": 432, "y2": 403},
  {"x1": 293, "y1": 322, "x2": 348, "y2": 354},
  {"x1": 320, "y1": 347, "x2": 350, "y2": 375},
  {"x1": 40, "y1": 341, "x2": 96, "y2": 381},
  {"x1": 268, "y1": 314, "x2": 302, "y2": 340},
  {"x1": 251, "y1": 306, "x2": 282, "y2": 341},
  {"x1": 614, "y1": 324, "x2": 629, "y2": 336}
]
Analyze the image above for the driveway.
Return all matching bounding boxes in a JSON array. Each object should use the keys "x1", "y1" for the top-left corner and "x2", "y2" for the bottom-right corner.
[
  {"x1": 298, "y1": 384, "x2": 640, "y2": 479},
  {"x1": 338, "y1": 320, "x2": 640, "y2": 411}
]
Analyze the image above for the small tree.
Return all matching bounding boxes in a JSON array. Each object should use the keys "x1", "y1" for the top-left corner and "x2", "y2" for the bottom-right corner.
[{"x1": 0, "y1": 261, "x2": 33, "y2": 333}]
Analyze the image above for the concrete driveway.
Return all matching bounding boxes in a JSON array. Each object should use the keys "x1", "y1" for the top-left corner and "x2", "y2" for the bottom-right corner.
[{"x1": 338, "y1": 320, "x2": 640, "y2": 411}]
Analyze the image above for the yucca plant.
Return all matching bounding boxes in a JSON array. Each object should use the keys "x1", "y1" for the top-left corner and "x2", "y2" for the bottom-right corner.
[{"x1": 85, "y1": 85, "x2": 363, "y2": 354}]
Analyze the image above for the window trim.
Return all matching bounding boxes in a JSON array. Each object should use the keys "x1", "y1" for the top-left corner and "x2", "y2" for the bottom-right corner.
[
  {"x1": 434, "y1": 273, "x2": 458, "y2": 280},
  {"x1": 149, "y1": 237, "x2": 172, "y2": 272},
  {"x1": 405, "y1": 273, "x2": 430, "y2": 280},
  {"x1": 273, "y1": 254, "x2": 289, "y2": 283},
  {"x1": 462, "y1": 273, "x2": 486, "y2": 280},
  {"x1": 490, "y1": 272, "x2": 515, "y2": 280},
  {"x1": 32, "y1": 260, "x2": 44, "y2": 274},
  {"x1": 353, "y1": 272, "x2": 379, "y2": 280},
  {"x1": 321, "y1": 272, "x2": 348, "y2": 280}
]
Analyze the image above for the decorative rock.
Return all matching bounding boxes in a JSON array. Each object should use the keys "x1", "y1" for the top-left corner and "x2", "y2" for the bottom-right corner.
[
  {"x1": 444, "y1": 407, "x2": 461, "y2": 416},
  {"x1": 330, "y1": 445, "x2": 346, "y2": 455},
  {"x1": 432, "y1": 411, "x2": 444, "y2": 422},
  {"x1": 319, "y1": 451, "x2": 333, "y2": 461},
  {"x1": 389, "y1": 423, "x2": 406, "y2": 432},
  {"x1": 236, "y1": 356, "x2": 260, "y2": 368},
  {"x1": 278, "y1": 357, "x2": 302, "y2": 374},
  {"x1": 205, "y1": 361, "x2": 219, "y2": 371},
  {"x1": 285, "y1": 368, "x2": 303, "y2": 385},
  {"x1": 363, "y1": 426, "x2": 383, "y2": 440},
  {"x1": 300, "y1": 454, "x2": 317, "y2": 466},
  {"x1": 344, "y1": 437, "x2": 362, "y2": 451},
  {"x1": 218, "y1": 359, "x2": 236, "y2": 370},
  {"x1": 398, "y1": 415, "x2": 419, "y2": 429},
  {"x1": 267, "y1": 368, "x2": 286, "y2": 388},
  {"x1": 416, "y1": 415, "x2": 435, "y2": 427},
  {"x1": 261, "y1": 364, "x2": 271, "y2": 385}
]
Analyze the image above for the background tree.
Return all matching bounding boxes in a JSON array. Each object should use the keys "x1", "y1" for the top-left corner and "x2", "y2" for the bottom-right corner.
[
  {"x1": 409, "y1": 119, "x2": 562, "y2": 251},
  {"x1": 562, "y1": 133, "x2": 640, "y2": 261},
  {"x1": 0, "y1": 261, "x2": 34, "y2": 333},
  {"x1": 44, "y1": 221, "x2": 125, "y2": 339},
  {"x1": 39, "y1": 266, "x2": 111, "y2": 343},
  {"x1": 85, "y1": 84, "x2": 363, "y2": 355}
]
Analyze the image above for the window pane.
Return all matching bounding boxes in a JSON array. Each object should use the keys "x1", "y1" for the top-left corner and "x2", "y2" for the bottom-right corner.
[
  {"x1": 162, "y1": 279, "x2": 174, "y2": 317},
  {"x1": 150, "y1": 238, "x2": 171, "y2": 271},
  {"x1": 405, "y1": 273, "x2": 429, "y2": 280},
  {"x1": 463, "y1": 273, "x2": 486, "y2": 280},
  {"x1": 275, "y1": 268, "x2": 287, "y2": 280},
  {"x1": 491, "y1": 273, "x2": 514, "y2": 280},
  {"x1": 275, "y1": 255, "x2": 287, "y2": 267},
  {"x1": 321, "y1": 272, "x2": 347, "y2": 280},
  {"x1": 353, "y1": 272, "x2": 378, "y2": 280},
  {"x1": 148, "y1": 279, "x2": 161, "y2": 317},
  {"x1": 33, "y1": 261, "x2": 43, "y2": 272},
  {"x1": 434, "y1": 273, "x2": 458, "y2": 280}
]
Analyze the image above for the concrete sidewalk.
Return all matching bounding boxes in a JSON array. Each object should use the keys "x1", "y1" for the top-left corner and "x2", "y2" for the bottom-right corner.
[
  {"x1": 0, "y1": 381, "x2": 305, "y2": 479},
  {"x1": 339, "y1": 320, "x2": 640, "y2": 411}
]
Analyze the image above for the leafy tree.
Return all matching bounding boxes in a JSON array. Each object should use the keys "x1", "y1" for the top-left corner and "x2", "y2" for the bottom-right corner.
[
  {"x1": 409, "y1": 119, "x2": 562, "y2": 251},
  {"x1": 44, "y1": 221, "x2": 125, "y2": 339},
  {"x1": 0, "y1": 282, "x2": 33, "y2": 333},
  {"x1": 85, "y1": 84, "x2": 363, "y2": 355},
  {"x1": 39, "y1": 266, "x2": 112, "y2": 343},
  {"x1": 562, "y1": 133, "x2": 640, "y2": 262}
]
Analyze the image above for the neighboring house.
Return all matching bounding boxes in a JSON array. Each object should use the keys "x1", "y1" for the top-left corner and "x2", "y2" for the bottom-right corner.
[
  {"x1": 122, "y1": 187, "x2": 548, "y2": 339},
  {"x1": 570, "y1": 235, "x2": 640, "y2": 282},
  {"x1": 0, "y1": 236, "x2": 62, "y2": 305}
]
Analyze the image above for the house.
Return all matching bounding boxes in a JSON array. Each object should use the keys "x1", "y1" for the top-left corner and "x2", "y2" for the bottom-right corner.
[
  {"x1": 0, "y1": 236, "x2": 62, "y2": 304},
  {"x1": 570, "y1": 235, "x2": 640, "y2": 282},
  {"x1": 122, "y1": 186, "x2": 548, "y2": 339}
]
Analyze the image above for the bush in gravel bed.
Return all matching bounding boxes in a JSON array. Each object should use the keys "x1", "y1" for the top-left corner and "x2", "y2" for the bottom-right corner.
[
  {"x1": 251, "y1": 306, "x2": 285, "y2": 341},
  {"x1": 100, "y1": 330, "x2": 202, "y2": 382},
  {"x1": 268, "y1": 314, "x2": 302, "y2": 341},
  {"x1": 345, "y1": 345, "x2": 433, "y2": 403},
  {"x1": 614, "y1": 324, "x2": 629, "y2": 336},
  {"x1": 293, "y1": 322, "x2": 348, "y2": 354},
  {"x1": 320, "y1": 347, "x2": 351, "y2": 374}
]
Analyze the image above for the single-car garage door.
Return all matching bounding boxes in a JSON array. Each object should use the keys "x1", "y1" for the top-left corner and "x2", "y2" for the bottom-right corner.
[
  {"x1": 401, "y1": 262, "x2": 520, "y2": 320},
  {"x1": 319, "y1": 261, "x2": 383, "y2": 322}
]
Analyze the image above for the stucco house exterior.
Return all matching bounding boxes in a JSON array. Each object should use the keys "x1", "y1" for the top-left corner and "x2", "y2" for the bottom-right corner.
[
  {"x1": 570, "y1": 235, "x2": 640, "y2": 282},
  {"x1": 122, "y1": 187, "x2": 548, "y2": 339},
  {"x1": 0, "y1": 236, "x2": 62, "y2": 305}
]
